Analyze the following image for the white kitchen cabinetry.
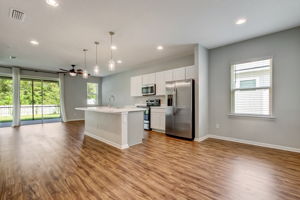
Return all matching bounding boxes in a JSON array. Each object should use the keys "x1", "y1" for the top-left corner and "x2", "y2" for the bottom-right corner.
[
  {"x1": 130, "y1": 76, "x2": 142, "y2": 96},
  {"x1": 164, "y1": 70, "x2": 173, "y2": 82},
  {"x1": 130, "y1": 66, "x2": 197, "y2": 97},
  {"x1": 142, "y1": 73, "x2": 156, "y2": 85},
  {"x1": 185, "y1": 65, "x2": 196, "y2": 79},
  {"x1": 172, "y1": 67, "x2": 186, "y2": 81},
  {"x1": 155, "y1": 71, "x2": 165, "y2": 96},
  {"x1": 150, "y1": 107, "x2": 166, "y2": 131}
]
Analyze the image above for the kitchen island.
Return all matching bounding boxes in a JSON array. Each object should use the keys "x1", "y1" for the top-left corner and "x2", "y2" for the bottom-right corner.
[{"x1": 75, "y1": 107, "x2": 146, "y2": 149}]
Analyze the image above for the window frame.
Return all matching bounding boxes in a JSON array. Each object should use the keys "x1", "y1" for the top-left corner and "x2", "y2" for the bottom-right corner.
[
  {"x1": 87, "y1": 82, "x2": 99, "y2": 105},
  {"x1": 230, "y1": 57, "x2": 274, "y2": 118}
]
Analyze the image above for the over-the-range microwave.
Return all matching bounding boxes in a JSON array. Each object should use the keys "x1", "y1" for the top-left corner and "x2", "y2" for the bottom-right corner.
[{"x1": 142, "y1": 84, "x2": 156, "y2": 96}]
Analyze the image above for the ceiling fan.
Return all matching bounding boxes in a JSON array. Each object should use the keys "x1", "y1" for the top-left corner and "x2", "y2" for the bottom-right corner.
[{"x1": 59, "y1": 65, "x2": 89, "y2": 77}]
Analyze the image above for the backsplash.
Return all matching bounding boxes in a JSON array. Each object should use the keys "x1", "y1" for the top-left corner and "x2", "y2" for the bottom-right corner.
[{"x1": 133, "y1": 96, "x2": 166, "y2": 106}]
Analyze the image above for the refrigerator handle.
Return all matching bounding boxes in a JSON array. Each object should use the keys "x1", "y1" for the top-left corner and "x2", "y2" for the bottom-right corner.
[{"x1": 173, "y1": 87, "x2": 177, "y2": 114}]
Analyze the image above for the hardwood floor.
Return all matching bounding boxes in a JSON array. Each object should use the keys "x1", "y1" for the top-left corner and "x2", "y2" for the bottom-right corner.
[{"x1": 0, "y1": 121, "x2": 300, "y2": 200}]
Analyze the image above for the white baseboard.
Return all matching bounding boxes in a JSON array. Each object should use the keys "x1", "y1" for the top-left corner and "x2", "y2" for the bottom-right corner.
[
  {"x1": 152, "y1": 129, "x2": 165, "y2": 133},
  {"x1": 194, "y1": 135, "x2": 209, "y2": 142},
  {"x1": 66, "y1": 118, "x2": 84, "y2": 122},
  {"x1": 198, "y1": 134, "x2": 300, "y2": 153},
  {"x1": 84, "y1": 131, "x2": 129, "y2": 150}
]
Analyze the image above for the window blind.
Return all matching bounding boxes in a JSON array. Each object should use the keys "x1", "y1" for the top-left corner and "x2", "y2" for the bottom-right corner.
[{"x1": 231, "y1": 58, "x2": 272, "y2": 116}]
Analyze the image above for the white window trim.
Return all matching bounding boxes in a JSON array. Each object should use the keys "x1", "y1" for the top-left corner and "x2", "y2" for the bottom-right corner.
[
  {"x1": 20, "y1": 75, "x2": 59, "y2": 81},
  {"x1": 87, "y1": 82, "x2": 99, "y2": 105},
  {"x1": 230, "y1": 57, "x2": 274, "y2": 118}
]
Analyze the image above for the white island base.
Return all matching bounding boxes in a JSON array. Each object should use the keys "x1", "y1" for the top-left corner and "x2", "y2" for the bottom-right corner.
[{"x1": 76, "y1": 107, "x2": 145, "y2": 149}]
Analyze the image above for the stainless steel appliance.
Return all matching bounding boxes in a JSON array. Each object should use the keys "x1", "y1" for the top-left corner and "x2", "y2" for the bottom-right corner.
[
  {"x1": 165, "y1": 79, "x2": 195, "y2": 140},
  {"x1": 138, "y1": 106, "x2": 151, "y2": 130},
  {"x1": 142, "y1": 84, "x2": 156, "y2": 96},
  {"x1": 146, "y1": 99, "x2": 161, "y2": 107},
  {"x1": 137, "y1": 99, "x2": 161, "y2": 131}
]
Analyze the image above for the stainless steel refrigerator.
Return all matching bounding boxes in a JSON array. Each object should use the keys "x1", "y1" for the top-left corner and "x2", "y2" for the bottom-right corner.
[{"x1": 165, "y1": 79, "x2": 195, "y2": 140}]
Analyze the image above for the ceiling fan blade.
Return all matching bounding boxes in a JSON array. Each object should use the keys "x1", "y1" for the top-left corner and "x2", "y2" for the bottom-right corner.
[{"x1": 59, "y1": 68, "x2": 69, "y2": 72}]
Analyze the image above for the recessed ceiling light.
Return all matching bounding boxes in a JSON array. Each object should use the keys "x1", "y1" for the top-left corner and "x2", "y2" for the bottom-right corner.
[
  {"x1": 117, "y1": 60, "x2": 122, "y2": 64},
  {"x1": 157, "y1": 45, "x2": 164, "y2": 50},
  {"x1": 235, "y1": 18, "x2": 247, "y2": 25},
  {"x1": 30, "y1": 40, "x2": 39, "y2": 45},
  {"x1": 111, "y1": 45, "x2": 117, "y2": 50},
  {"x1": 46, "y1": 0, "x2": 59, "y2": 7}
]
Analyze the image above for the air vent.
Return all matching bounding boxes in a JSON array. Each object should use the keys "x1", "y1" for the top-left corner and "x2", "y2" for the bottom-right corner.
[{"x1": 9, "y1": 8, "x2": 25, "y2": 21}]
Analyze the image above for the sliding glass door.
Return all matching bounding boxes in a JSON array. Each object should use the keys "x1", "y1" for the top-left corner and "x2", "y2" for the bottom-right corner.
[
  {"x1": 42, "y1": 80, "x2": 60, "y2": 120},
  {"x1": 0, "y1": 76, "x2": 13, "y2": 127},
  {"x1": 20, "y1": 78, "x2": 61, "y2": 125}
]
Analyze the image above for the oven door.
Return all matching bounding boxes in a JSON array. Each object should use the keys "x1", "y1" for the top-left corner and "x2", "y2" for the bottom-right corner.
[{"x1": 142, "y1": 84, "x2": 156, "y2": 96}]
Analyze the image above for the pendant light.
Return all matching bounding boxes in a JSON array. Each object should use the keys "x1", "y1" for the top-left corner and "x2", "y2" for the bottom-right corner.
[
  {"x1": 108, "y1": 31, "x2": 116, "y2": 71},
  {"x1": 82, "y1": 49, "x2": 89, "y2": 79},
  {"x1": 94, "y1": 41, "x2": 100, "y2": 74}
]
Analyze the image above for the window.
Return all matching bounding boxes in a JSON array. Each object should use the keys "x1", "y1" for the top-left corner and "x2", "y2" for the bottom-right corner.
[
  {"x1": 231, "y1": 58, "x2": 272, "y2": 116},
  {"x1": 240, "y1": 79, "x2": 256, "y2": 88},
  {"x1": 0, "y1": 76, "x2": 13, "y2": 126},
  {"x1": 87, "y1": 83, "x2": 98, "y2": 105}
]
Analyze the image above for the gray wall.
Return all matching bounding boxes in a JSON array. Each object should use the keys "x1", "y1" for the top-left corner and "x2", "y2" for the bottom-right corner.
[
  {"x1": 208, "y1": 27, "x2": 300, "y2": 148},
  {"x1": 101, "y1": 54, "x2": 194, "y2": 106},
  {"x1": 64, "y1": 75, "x2": 101, "y2": 121}
]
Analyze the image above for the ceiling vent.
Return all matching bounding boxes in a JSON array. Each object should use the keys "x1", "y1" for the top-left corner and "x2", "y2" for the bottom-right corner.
[{"x1": 9, "y1": 8, "x2": 25, "y2": 21}]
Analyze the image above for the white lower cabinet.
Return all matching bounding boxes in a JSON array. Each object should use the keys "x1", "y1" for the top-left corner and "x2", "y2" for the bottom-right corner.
[{"x1": 150, "y1": 107, "x2": 166, "y2": 131}]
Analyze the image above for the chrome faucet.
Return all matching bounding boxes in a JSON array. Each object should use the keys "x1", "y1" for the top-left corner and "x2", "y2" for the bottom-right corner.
[{"x1": 108, "y1": 95, "x2": 115, "y2": 107}]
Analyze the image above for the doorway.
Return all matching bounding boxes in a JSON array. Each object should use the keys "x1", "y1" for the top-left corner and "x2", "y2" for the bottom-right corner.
[{"x1": 20, "y1": 78, "x2": 61, "y2": 125}]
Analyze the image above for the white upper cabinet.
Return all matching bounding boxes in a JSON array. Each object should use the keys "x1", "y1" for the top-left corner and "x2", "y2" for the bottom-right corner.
[
  {"x1": 130, "y1": 76, "x2": 142, "y2": 96},
  {"x1": 142, "y1": 73, "x2": 156, "y2": 85},
  {"x1": 130, "y1": 66, "x2": 197, "y2": 97},
  {"x1": 185, "y1": 65, "x2": 196, "y2": 79},
  {"x1": 172, "y1": 67, "x2": 186, "y2": 81},
  {"x1": 164, "y1": 70, "x2": 173, "y2": 82},
  {"x1": 155, "y1": 71, "x2": 165, "y2": 96}
]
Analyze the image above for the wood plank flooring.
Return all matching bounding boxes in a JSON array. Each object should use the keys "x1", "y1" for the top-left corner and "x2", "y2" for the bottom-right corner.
[{"x1": 0, "y1": 121, "x2": 300, "y2": 200}]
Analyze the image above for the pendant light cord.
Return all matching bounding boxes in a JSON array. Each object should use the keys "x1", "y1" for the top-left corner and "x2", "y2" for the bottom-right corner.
[
  {"x1": 84, "y1": 50, "x2": 86, "y2": 69},
  {"x1": 96, "y1": 44, "x2": 98, "y2": 65},
  {"x1": 95, "y1": 42, "x2": 98, "y2": 65},
  {"x1": 110, "y1": 34, "x2": 113, "y2": 60},
  {"x1": 83, "y1": 49, "x2": 87, "y2": 70}
]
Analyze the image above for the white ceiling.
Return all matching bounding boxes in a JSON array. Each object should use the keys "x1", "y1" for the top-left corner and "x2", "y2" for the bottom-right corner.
[{"x1": 0, "y1": 0, "x2": 300, "y2": 76}]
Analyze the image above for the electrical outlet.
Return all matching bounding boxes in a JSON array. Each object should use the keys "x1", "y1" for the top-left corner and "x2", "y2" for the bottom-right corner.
[{"x1": 216, "y1": 124, "x2": 220, "y2": 129}]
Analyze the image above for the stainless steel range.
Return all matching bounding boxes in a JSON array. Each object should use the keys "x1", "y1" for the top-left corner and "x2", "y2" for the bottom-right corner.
[{"x1": 137, "y1": 99, "x2": 161, "y2": 131}]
